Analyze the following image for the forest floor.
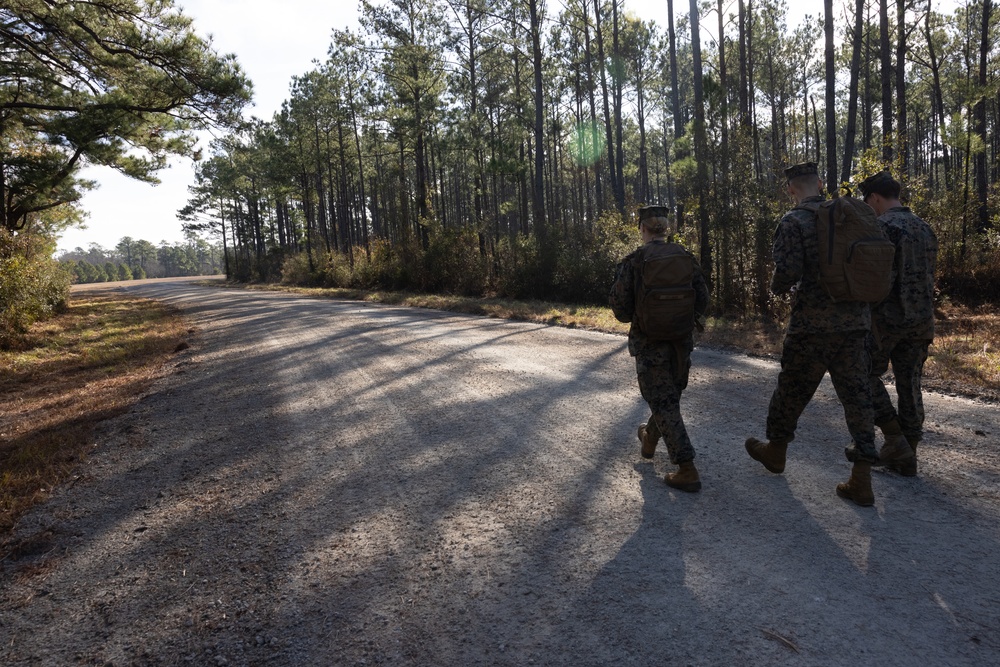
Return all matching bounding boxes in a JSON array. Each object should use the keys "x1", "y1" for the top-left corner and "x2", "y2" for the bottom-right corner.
[{"x1": 1, "y1": 277, "x2": 998, "y2": 666}]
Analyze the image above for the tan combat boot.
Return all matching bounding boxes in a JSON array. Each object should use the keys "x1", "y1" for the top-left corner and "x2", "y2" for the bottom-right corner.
[
  {"x1": 877, "y1": 419, "x2": 917, "y2": 477},
  {"x1": 744, "y1": 438, "x2": 788, "y2": 474},
  {"x1": 879, "y1": 434, "x2": 917, "y2": 476},
  {"x1": 665, "y1": 461, "x2": 701, "y2": 492},
  {"x1": 637, "y1": 424, "x2": 658, "y2": 459},
  {"x1": 836, "y1": 462, "x2": 875, "y2": 507}
]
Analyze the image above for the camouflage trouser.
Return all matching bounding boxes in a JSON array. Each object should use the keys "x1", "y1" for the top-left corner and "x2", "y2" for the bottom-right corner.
[
  {"x1": 635, "y1": 340, "x2": 695, "y2": 464},
  {"x1": 766, "y1": 331, "x2": 877, "y2": 462},
  {"x1": 870, "y1": 333, "x2": 931, "y2": 442}
]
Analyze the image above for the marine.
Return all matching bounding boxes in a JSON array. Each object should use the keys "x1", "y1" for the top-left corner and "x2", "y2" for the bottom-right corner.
[
  {"x1": 744, "y1": 162, "x2": 881, "y2": 506},
  {"x1": 859, "y1": 171, "x2": 938, "y2": 476},
  {"x1": 610, "y1": 205, "x2": 710, "y2": 492}
]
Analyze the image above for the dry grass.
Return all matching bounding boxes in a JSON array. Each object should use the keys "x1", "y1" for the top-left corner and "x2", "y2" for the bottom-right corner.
[
  {"x1": 0, "y1": 294, "x2": 189, "y2": 535},
  {"x1": 926, "y1": 302, "x2": 1000, "y2": 401}
]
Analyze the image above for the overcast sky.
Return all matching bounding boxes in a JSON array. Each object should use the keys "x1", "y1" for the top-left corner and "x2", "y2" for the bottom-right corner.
[{"x1": 56, "y1": 0, "x2": 819, "y2": 254}]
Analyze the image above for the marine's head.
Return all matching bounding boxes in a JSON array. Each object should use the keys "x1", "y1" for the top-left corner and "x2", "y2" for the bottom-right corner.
[
  {"x1": 858, "y1": 171, "x2": 902, "y2": 216},
  {"x1": 858, "y1": 171, "x2": 901, "y2": 201},
  {"x1": 637, "y1": 205, "x2": 672, "y2": 237},
  {"x1": 783, "y1": 161, "x2": 823, "y2": 203}
]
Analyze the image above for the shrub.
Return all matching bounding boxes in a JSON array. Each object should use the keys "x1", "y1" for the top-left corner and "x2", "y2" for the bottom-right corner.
[
  {"x1": 422, "y1": 226, "x2": 487, "y2": 295},
  {"x1": 493, "y1": 233, "x2": 544, "y2": 299},
  {"x1": 0, "y1": 230, "x2": 70, "y2": 349},
  {"x1": 279, "y1": 250, "x2": 316, "y2": 286},
  {"x1": 552, "y1": 211, "x2": 632, "y2": 304},
  {"x1": 320, "y1": 250, "x2": 353, "y2": 288}
]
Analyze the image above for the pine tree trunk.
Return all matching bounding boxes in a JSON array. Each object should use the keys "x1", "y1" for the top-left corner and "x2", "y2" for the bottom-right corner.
[
  {"x1": 611, "y1": 0, "x2": 625, "y2": 210},
  {"x1": 841, "y1": 0, "x2": 865, "y2": 186},
  {"x1": 667, "y1": 0, "x2": 684, "y2": 226},
  {"x1": 880, "y1": 0, "x2": 893, "y2": 163},
  {"x1": 594, "y1": 0, "x2": 621, "y2": 212},
  {"x1": 529, "y1": 0, "x2": 547, "y2": 239},
  {"x1": 975, "y1": 0, "x2": 992, "y2": 232},
  {"x1": 690, "y1": 0, "x2": 712, "y2": 288},
  {"x1": 896, "y1": 0, "x2": 908, "y2": 175},
  {"x1": 824, "y1": 0, "x2": 838, "y2": 196}
]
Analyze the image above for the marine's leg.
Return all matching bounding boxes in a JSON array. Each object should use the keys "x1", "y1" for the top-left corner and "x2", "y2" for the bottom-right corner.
[
  {"x1": 827, "y1": 331, "x2": 878, "y2": 464},
  {"x1": 869, "y1": 329, "x2": 899, "y2": 427},
  {"x1": 891, "y1": 338, "x2": 931, "y2": 444},
  {"x1": 864, "y1": 330, "x2": 915, "y2": 471},
  {"x1": 746, "y1": 334, "x2": 828, "y2": 473},
  {"x1": 764, "y1": 334, "x2": 831, "y2": 444},
  {"x1": 828, "y1": 332, "x2": 880, "y2": 506},
  {"x1": 636, "y1": 354, "x2": 693, "y2": 465}
]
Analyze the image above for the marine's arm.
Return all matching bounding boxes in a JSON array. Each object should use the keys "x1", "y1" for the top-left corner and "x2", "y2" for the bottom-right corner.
[
  {"x1": 609, "y1": 254, "x2": 636, "y2": 323},
  {"x1": 770, "y1": 214, "x2": 804, "y2": 295}
]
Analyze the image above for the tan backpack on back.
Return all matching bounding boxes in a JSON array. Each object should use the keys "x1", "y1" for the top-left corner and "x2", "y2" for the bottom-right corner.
[{"x1": 797, "y1": 197, "x2": 895, "y2": 303}]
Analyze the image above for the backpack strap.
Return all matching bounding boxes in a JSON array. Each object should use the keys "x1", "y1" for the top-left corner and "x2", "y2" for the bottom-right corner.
[{"x1": 794, "y1": 199, "x2": 837, "y2": 264}]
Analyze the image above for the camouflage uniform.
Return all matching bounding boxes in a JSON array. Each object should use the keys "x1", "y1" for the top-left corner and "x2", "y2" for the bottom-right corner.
[
  {"x1": 766, "y1": 195, "x2": 878, "y2": 462},
  {"x1": 870, "y1": 206, "x2": 937, "y2": 443},
  {"x1": 610, "y1": 240, "x2": 710, "y2": 464}
]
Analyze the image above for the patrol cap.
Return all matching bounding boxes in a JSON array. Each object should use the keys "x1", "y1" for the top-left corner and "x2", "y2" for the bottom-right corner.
[
  {"x1": 638, "y1": 205, "x2": 671, "y2": 233},
  {"x1": 858, "y1": 171, "x2": 900, "y2": 199},
  {"x1": 783, "y1": 161, "x2": 818, "y2": 180}
]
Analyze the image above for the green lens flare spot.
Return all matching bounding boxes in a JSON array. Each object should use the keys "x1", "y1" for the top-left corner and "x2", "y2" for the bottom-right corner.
[{"x1": 568, "y1": 121, "x2": 606, "y2": 167}]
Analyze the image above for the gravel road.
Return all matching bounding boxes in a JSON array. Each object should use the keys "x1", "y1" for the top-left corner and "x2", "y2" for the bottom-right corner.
[{"x1": 2, "y1": 278, "x2": 998, "y2": 666}]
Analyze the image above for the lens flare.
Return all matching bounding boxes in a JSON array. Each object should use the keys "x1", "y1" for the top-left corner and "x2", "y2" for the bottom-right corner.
[{"x1": 568, "y1": 120, "x2": 606, "y2": 167}]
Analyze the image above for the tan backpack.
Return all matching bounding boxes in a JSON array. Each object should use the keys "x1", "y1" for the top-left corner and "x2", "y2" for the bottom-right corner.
[
  {"x1": 797, "y1": 197, "x2": 895, "y2": 303},
  {"x1": 634, "y1": 242, "x2": 697, "y2": 341}
]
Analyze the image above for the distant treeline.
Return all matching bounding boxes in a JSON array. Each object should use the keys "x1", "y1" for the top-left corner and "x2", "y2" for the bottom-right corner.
[{"x1": 57, "y1": 237, "x2": 224, "y2": 283}]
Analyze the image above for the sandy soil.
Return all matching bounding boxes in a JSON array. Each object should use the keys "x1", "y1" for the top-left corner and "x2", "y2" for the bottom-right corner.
[{"x1": 2, "y1": 278, "x2": 998, "y2": 666}]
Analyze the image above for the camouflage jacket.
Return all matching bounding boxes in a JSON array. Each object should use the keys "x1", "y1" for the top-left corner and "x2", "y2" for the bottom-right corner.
[
  {"x1": 609, "y1": 239, "x2": 710, "y2": 357},
  {"x1": 873, "y1": 206, "x2": 937, "y2": 340},
  {"x1": 771, "y1": 196, "x2": 871, "y2": 335}
]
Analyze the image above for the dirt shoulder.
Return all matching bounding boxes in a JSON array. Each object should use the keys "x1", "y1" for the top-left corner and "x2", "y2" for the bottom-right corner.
[{"x1": 2, "y1": 279, "x2": 998, "y2": 666}]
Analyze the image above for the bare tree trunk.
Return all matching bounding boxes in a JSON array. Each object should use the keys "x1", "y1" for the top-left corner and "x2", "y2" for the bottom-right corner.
[
  {"x1": 581, "y1": 0, "x2": 603, "y2": 214},
  {"x1": 896, "y1": 0, "x2": 909, "y2": 175},
  {"x1": 594, "y1": 0, "x2": 622, "y2": 212},
  {"x1": 862, "y1": 2, "x2": 873, "y2": 152},
  {"x1": 529, "y1": 0, "x2": 547, "y2": 239},
  {"x1": 975, "y1": 0, "x2": 992, "y2": 232},
  {"x1": 667, "y1": 0, "x2": 684, "y2": 226},
  {"x1": 824, "y1": 0, "x2": 838, "y2": 196},
  {"x1": 718, "y1": 0, "x2": 729, "y2": 180},
  {"x1": 841, "y1": 0, "x2": 865, "y2": 186},
  {"x1": 611, "y1": 0, "x2": 625, "y2": 210},
  {"x1": 636, "y1": 70, "x2": 649, "y2": 203},
  {"x1": 880, "y1": 0, "x2": 893, "y2": 163},
  {"x1": 738, "y1": 0, "x2": 749, "y2": 125},
  {"x1": 690, "y1": 0, "x2": 712, "y2": 288}
]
